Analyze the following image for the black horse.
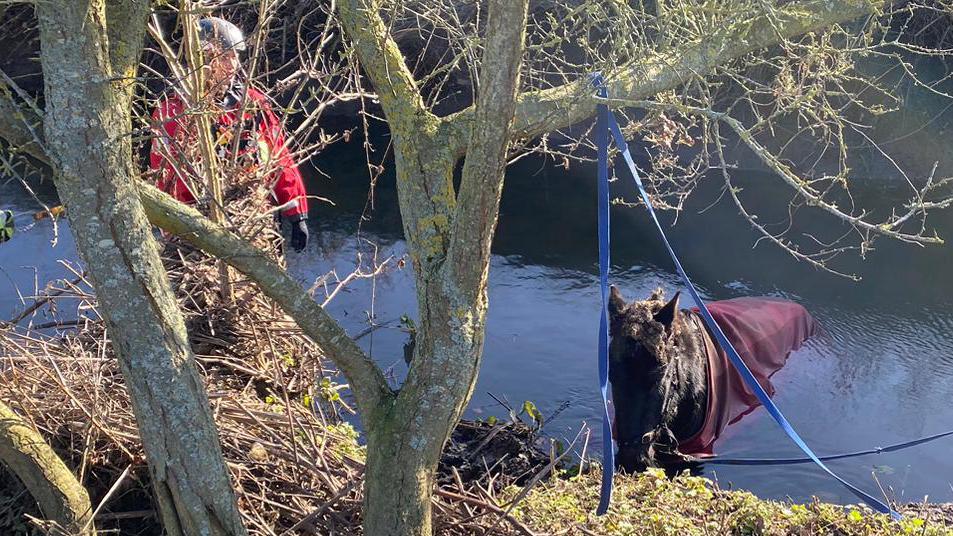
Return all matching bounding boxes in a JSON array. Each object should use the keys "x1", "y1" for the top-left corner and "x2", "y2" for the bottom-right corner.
[{"x1": 608, "y1": 286, "x2": 817, "y2": 473}]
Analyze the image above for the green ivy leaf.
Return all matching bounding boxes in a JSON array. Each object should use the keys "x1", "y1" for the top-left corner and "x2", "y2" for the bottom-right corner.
[{"x1": 521, "y1": 400, "x2": 544, "y2": 428}]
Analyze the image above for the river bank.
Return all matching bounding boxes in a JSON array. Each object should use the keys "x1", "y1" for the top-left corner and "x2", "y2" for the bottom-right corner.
[
  {"x1": 509, "y1": 469, "x2": 953, "y2": 535},
  {"x1": 4, "y1": 144, "x2": 953, "y2": 532},
  {"x1": 1, "y1": 231, "x2": 951, "y2": 534},
  {"x1": 2, "y1": 352, "x2": 949, "y2": 536}
]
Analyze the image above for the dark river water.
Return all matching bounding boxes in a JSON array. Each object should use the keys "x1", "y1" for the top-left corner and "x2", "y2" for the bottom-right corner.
[
  {"x1": 3, "y1": 110, "x2": 953, "y2": 508},
  {"x1": 293, "y1": 141, "x2": 953, "y2": 507}
]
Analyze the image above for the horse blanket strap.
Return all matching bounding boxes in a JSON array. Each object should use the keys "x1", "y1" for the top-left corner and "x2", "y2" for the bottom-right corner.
[{"x1": 590, "y1": 73, "x2": 899, "y2": 520}]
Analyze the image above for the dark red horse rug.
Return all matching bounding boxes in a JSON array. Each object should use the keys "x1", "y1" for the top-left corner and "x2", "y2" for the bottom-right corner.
[{"x1": 607, "y1": 286, "x2": 817, "y2": 472}]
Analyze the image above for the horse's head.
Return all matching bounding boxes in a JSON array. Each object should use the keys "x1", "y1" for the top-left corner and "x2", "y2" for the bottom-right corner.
[{"x1": 608, "y1": 285, "x2": 684, "y2": 473}]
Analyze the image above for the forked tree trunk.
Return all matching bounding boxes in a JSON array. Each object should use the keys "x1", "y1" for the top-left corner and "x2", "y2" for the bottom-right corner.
[
  {"x1": 35, "y1": 2, "x2": 247, "y2": 534},
  {"x1": 342, "y1": 0, "x2": 529, "y2": 533},
  {"x1": 361, "y1": 296, "x2": 493, "y2": 533}
]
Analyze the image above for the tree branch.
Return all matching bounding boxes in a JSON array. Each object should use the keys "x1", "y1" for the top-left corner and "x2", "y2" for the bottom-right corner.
[
  {"x1": 444, "y1": 0, "x2": 529, "y2": 297},
  {"x1": 0, "y1": 88, "x2": 48, "y2": 164},
  {"x1": 336, "y1": 0, "x2": 433, "y2": 126},
  {"x1": 0, "y1": 399, "x2": 94, "y2": 535},
  {"x1": 138, "y1": 184, "x2": 395, "y2": 416},
  {"x1": 106, "y1": 0, "x2": 150, "y2": 83},
  {"x1": 337, "y1": 0, "x2": 458, "y2": 278},
  {"x1": 604, "y1": 97, "x2": 944, "y2": 246},
  {"x1": 440, "y1": 0, "x2": 889, "y2": 156}
]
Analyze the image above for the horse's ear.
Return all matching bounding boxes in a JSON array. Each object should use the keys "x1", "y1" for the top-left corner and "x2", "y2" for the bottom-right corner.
[
  {"x1": 653, "y1": 291, "x2": 680, "y2": 333},
  {"x1": 609, "y1": 285, "x2": 626, "y2": 320}
]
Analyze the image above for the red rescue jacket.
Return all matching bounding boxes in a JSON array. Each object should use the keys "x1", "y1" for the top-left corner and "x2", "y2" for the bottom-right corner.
[{"x1": 149, "y1": 84, "x2": 308, "y2": 220}]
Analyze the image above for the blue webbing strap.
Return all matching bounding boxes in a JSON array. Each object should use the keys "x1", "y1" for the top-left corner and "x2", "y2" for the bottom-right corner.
[
  {"x1": 595, "y1": 81, "x2": 615, "y2": 516},
  {"x1": 591, "y1": 74, "x2": 899, "y2": 519}
]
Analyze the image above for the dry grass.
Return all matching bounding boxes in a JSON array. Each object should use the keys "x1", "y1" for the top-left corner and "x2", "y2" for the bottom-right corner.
[
  {"x1": 0, "y1": 291, "x2": 557, "y2": 535},
  {"x1": 0, "y1": 182, "x2": 367, "y2": 534}
]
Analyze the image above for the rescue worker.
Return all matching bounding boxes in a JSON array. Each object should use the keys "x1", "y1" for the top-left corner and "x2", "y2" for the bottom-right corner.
[{"x1": 149, "y1": 17, "x2": 309, "y2": 251}]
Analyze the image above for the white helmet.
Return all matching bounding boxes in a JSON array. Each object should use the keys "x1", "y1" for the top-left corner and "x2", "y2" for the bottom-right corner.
[{"x1": 198, "y1": 17, "x2": 246, "y2": 52}]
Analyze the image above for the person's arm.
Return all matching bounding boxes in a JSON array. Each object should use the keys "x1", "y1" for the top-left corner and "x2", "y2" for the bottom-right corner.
[
  {"x1": 148, "y1": 96, "x2": 196, "y2": 205},
  {"x1": 273, "y1": 161, "x2": 309, "y2": 252},
  {"x1": 255, "y1": 91, "x2": 310, "y2": 251},
  {"x1": 270, "y1": 159, "x2": 309, "y2": 220}
]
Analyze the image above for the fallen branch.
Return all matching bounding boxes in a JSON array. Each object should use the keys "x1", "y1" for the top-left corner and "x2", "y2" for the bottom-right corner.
[{"x1": 0, "y1": 399, "x2": 94, "y2": 535}]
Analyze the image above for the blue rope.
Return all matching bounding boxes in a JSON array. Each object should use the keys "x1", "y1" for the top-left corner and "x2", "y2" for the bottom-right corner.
[
  {"x1": 591, "y1": 73, "x2": 900, "y2": 520},
  {"x1": 705, "y1": 428, "x2": 953, "y2": 466},
  {"x1": 595, "y1": 80, "x2": 614, "y2": 516}
]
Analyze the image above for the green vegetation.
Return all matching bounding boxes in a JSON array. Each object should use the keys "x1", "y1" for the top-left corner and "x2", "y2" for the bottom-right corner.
[{"x1": 507, "y1": 469, "x2": 952, "y2": 535}]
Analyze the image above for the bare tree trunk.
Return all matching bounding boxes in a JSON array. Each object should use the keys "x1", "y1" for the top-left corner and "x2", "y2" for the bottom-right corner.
[
  {"x1": 0, "y1": 400, "x2": 94, "y2": 535},
  {"x1": 363, "y1": 405, "x2": 442, "y2": 535},
  {"x1": 35, "y1": 2, "x2": 246, "y2": 535}
]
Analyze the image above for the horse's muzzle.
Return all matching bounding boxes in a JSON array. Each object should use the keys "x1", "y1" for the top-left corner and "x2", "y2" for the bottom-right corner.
[
  {"x1": 616, "y1": 427, "x2": 688, "y2": 473},
  {"x1": 616, "y1": 432, "x2": 658, "y2": 473}
]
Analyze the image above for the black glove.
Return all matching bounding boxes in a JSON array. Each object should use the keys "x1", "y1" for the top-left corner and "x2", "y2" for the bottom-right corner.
[{"x1": 289, "y1": 215, "x2": 309, "y2": 252}]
